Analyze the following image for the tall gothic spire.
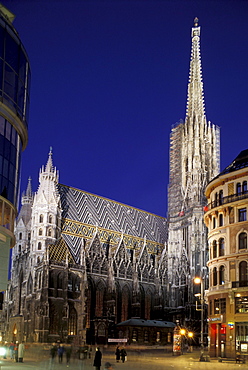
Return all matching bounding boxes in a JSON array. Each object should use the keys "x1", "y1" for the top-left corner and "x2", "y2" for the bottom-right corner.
[
  {"x1": 185, "y1": 17, "x2": 206, "y2": 124},
  {"x1": 22, "y1": 177, "x2": 33, "y2": 205}
]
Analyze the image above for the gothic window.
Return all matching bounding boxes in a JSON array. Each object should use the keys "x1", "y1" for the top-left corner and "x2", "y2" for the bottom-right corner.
[
  {"x1": 181, "y1": 273, "x2": 186, "y2": 285},
  {"x1": 39, "y1": 214, "x2": 44, "y2": 223},
  {"x1": 68, "y1": 274, "x2": 73, "y2": 291},
  {"x1": 49, "y1": 215, "x2": 53, "y2": 223},
  {"x1": 237, "y1": 183, "x2": 242, "y2": 195},
  {"x1": 239, "y1": 232, "x2": 247, "y2": 250},
  {"x1": 37, "y1": 256, "x2": 40, "y2": 264},
  {"x1": 213, "y1": 267, "x2": 217, "y2": 286},
  {"x1": 38, "y1": 242, "x2": 41, "y2": 250},
  {"x1": 57, "y1": 273, "x2": 63, "y2": 289},
  {"x1": 39, "y1": 228, "x2": 43, "y2": 236},
  {"x1": 18, "y1": 244, "x2": 21, "y2": 252},
  {"x1": 49, "y1": 271, "x2": 55, "y2": 288},
  {"x1": 27, "y1": 274, "x2": 33, "y2": 295},
  {"x1": 48, "y1": 228, "x2": 52, "y2": 237},
  {"x1": 219, "y1": 265, "x2": 225, "y2": 285},
  {"x1": 121, "y1": 285, "x2": 130, "y2": 322},
  {"x1": 213, "y1": 240, "x2": 217, "y2": 259},
  {"x1": 95, "y1": 282, "x2": 105, "y2": 317},
  {"x1": 38, "y1": 272, "x2": 42, "y2": 289},
  {"x1": 19, "y1": 232, "x2": 22, "y2": 240},
  {"x1": 219, "y1": 214, "x2": 223, "y2": 227},
  {"x1": 68, "y1": 307, "x2": 77, "y2": 336},
  {"x1": 219, "y1": 238, "x2": 225, "y2": 257},
  {"x1": 239, "y1": 261, "x2": 248, "y2": 283},
  {"x1": 214, "y1": 192, "x2": 218, "y2": 207},
  {"x1": 238, "y1": 208, "x2": 247, "y2": 222},
  {"x1": 28, "y1": 233, "x2": 31, "y2": 241},
  {"x1": 75, "y1": 277, "x2": 80, "y2": 292}
]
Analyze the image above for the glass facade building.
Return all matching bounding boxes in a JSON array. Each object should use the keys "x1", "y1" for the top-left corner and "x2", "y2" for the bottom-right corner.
[{"x1": 0, "y1": 5, "x2": 30, "y2": 290}]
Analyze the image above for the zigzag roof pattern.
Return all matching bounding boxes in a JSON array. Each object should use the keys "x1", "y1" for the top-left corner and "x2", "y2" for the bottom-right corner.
[{"x1": 58, "y1": 184, "x2": 167, "y2": 245}]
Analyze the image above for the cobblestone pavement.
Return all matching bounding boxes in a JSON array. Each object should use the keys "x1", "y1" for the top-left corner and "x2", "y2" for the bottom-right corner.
[{"x1": 0, "y1": 348, "x2": 247, "y2": 369}]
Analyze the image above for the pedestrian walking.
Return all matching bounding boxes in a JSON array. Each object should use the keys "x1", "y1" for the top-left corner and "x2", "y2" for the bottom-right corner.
[
  {"x1": 65, "y1": 345, "x2": 72, "y2": 366},
  {"x1": 120, "y1": 348, "x2": 127, "y2": 363},
  {"x1": 14, "y1": 341, "x2": 18, "y2": 362},
  {"x1": 115, "y1": 346, "x2": 120, "y2": 362},
  {"x1": 50, "y1": 343, "x2": 57, "y2": 361},
  {"x1": 57, "y1": 343, "x2": 65, "y2": 363},
  {"x1": 9, "y1": 341, "x2": 14, "y2": 359},
  {"x1": 93, "y1": 347, "x2": 102, "y2": 370},
  {"x1": 18, "y1": 341, "x2": 25, "y2": 362}
]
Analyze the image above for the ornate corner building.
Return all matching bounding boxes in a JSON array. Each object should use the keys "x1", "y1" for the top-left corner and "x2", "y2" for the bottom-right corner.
[
  {"x1": 3, "y1": 18, "x2": 222, "y2": 345},
  {"x1": 204, "y1": 150, "x2": 248, "y2": 358}
]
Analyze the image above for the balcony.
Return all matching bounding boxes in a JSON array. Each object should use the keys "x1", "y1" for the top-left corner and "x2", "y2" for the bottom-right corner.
[
  {"x1": 232, "y1": 280, "x2": 248, "y2": 288},
  {"x1": 207, "y1": 191, "x2": 248, "y2": 211}
]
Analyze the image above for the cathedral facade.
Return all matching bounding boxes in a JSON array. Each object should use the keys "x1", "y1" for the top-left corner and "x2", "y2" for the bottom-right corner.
[{"x1": 3, "y1": 19, "x2": 220, "y2": 345}]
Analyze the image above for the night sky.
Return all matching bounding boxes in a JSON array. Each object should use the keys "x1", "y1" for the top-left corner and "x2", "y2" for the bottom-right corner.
[{"x1": 2, "y1": 0, "x2": 248, "y2": 217}]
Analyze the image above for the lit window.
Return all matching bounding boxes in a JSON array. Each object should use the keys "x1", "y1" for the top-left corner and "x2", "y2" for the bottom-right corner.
[{"x1": 219, "y1": 265, "x2": 225, "y2": 284}]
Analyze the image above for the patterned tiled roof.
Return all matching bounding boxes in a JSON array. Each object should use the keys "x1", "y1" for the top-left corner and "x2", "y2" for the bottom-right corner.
[
  {"x1": 218, "y1": 149, "x2": 248, "y2": 175},
  {"x1": 58, "y1": 184, "x2": 167, "y2": 248}
]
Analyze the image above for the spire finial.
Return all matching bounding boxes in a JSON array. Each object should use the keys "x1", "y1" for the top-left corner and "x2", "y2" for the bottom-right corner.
[{"x1": 194, "y1": 17, "x2": 199, "y2": 27}]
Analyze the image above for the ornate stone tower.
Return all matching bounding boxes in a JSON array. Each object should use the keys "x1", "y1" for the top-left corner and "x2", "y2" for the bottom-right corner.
[{"x1": 167, "y1": 18, "x2": 220, "y2": 325}]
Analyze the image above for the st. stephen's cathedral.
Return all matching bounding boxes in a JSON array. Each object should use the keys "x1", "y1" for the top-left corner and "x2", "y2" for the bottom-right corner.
[{"x1": 4, "y1": 18, "x2": 220, "y2": 345}]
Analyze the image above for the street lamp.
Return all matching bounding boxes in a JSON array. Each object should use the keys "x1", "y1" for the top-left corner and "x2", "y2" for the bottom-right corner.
[{"x1": 194, "y1": 277, "x2": 204, "y2": 349}]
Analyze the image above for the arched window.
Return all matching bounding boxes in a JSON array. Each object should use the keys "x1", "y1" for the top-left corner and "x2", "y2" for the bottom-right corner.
[
  {"x1": 214, "y1": 193, "x2": 218, "y2": 207},
  {"x1": 239, "y1": 232, "x2": 247, "y2": 250},
  {"x1": 213, "y1": 240, "x2": 217, "y2": 259},
  {"x1": 219, "y1": 214, "x2": 223, "y2": 227},
  {"x1": 68, "y1": 308, "x2": 77, "y2": 336},
  {"x1": 219, "y1": 238, "x2": 225, "y2": 257},
  {"x1": 213, "y1": 267, "x2": 217, "y2": 286},
  {"x1": 38, "y1": 242, "x2": 42, "y2": 250},
  {"x1": 219, "y1": 265, "x2": 225, "y2": 285},
  {"x1": 48, "y1": 228, "x2": 52, "y2": 237},
  {"x1": 49, "y1": 215, "x2": 53, "y2": 223},
  {"x1": 239, "y1": 261, "x2": 248, "y2": 284},
  {"x1": 237, "y1": 183, "x2": 242, "y2": 195},
  {"x1": 219, "y1": 190, "x2": 223, "y2": 205},
  {"x1": 18, "y1": 244, "x2": 21, "y2": 253},
  {"x1": 213, "y1": 217, "x2": 216, "y2": 229},
  {"x1": 39, "y1": 228, "x2": 42, "y2": 236},
  {"x1": 39, "y1": 214, "x2": 44, "y2": 223},
  {"x1": 243, "y1": 181, "x2": 248, "y2": 194},
  {"x1": 57, "y1": 273, "x2": 63, "y2": 289},
  {"x1": 19, "y1": 232, "x2": 22, "y2": 240}
]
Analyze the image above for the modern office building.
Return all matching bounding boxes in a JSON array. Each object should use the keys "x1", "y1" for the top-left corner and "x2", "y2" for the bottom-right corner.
[
  {"x1": 0, "y1": 4, "x2": 31, "y2": 290},
  {"x1": 204, "y1": 149, "x2": 248, "y2": 358}
]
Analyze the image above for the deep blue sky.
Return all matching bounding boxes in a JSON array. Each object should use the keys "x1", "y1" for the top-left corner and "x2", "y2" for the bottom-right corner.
[{"x1": 2, "y1": 0, "x2": 248, "y2": 217}]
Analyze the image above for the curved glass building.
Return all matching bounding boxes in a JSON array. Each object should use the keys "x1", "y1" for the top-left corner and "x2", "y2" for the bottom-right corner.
[{"x1": 0, "y1": 4, "x2": 30, "y2": 289}]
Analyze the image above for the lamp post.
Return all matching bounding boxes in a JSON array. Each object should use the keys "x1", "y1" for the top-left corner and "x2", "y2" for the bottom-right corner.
[{"x1": 194, "y1": 277, "x2": 204, "y2": 350}]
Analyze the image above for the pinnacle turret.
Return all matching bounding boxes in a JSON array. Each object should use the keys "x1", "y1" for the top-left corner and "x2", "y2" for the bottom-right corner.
[{"x1": 21, "y1": 177, "x2": 34, "y2": 205}]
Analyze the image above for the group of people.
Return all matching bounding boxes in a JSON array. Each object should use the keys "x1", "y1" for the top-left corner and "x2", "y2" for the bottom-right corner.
[
  {"x1": 1, "y1": 341, "x2": 25, "y2": 362},
  {"x1": 50, "y1": 342, "x2": 72, "y2": 365},
  {"x1": 93, "y1": 345, "x2": 127, "y2": 370}
]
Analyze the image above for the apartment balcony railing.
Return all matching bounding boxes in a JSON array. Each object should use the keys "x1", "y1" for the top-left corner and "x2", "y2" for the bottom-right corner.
[
  {"x1": 207, "y1": 191, "x2": 248, "y2": 211},
  {"x1": 232, "y1": 280, "x2": 248, "y2": 288}
]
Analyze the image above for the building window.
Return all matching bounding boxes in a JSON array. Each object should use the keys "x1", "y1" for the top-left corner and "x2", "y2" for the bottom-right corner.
[
  {"x1": 219, "y1": 190, "x2": 223, "y2": 205},
  {"x1": 39, "y1": 214, "x2": 44, "y2": 223},
  {"x1": 235, "y1": 297, "x2": 248, "y2": 314},
  {"x1": 18, "y1": 244, "x2": 21, "y2": 252},
  {"x1": 237, "y1": 183, "x2": 242, "y2": 195},
  {"x1": 213, "y1": 217, "x2": 216, "y2": 229},
  {"x1": 239, "y1": 261, "x2": 248, "y2": 283},
  {"x1": 219, "y1": 214, "x2": 223, "y2": 227},
  {"x1": 213, "y1": 241, "x2": 217, "y2": 259},
  {"x1": 38, "y1": 242, "x2": 41, "y2": 250},
  {"x1": 39, "y1": 228, "x2": 43, "y2": 236},
  {"x1": 219, "y1": 238, "x2": 225, "y2": 257},
  {"x1": 236, "y1": 323, "x2": 248, "y2": 342},
  {"x1": 219, "y1": 265, "x2": 225, "y2": 285},
  {"x1": 239, "y1": 232, "x2": 247, "y2": 249},
  {"x1": 238, "y1": 208, "x2": 247, "y2": 222},
  {"x1": 49, "y1": 215, "x2": 53, "y2": 223},
  {"x1": 48, "y1": 228, "x2": 52, "y2": 237},
  {"x1": 214, "y1": 298, "x2": 226, "y2": 314},
  {"x1": 213, "y1": 267, "x2": 217, "y2": 286},
  {"x1": 68, "y1": 308, "x2": 77, "y2": 336},
  {"x1": 209, "y1": 300, "x2": 212, "y2": 315},
  {"x1": 19, "y1": 232, "x2": 22, "y2": 240},
  {"x1": 243, "y1": 181, "x2": 247, "y2": 194}
]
